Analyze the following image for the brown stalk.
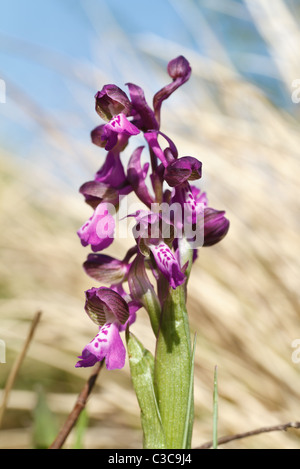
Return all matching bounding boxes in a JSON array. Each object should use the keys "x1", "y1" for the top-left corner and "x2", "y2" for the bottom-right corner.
[
  {"x1": 0, "y1": 311, "x2": 42, "y2": 427},
  {"x1": 197, "y1": 421, "x2": 300, "y2": 449},
  {"x1": 49, "y1": 360, "x2": 104, "y2": 449}
]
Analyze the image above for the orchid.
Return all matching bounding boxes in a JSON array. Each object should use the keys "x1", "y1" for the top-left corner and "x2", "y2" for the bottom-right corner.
[
  {"x1": 76, "y1": 56, "x2": 229, "y2": 449},
  {"x1": 76, "y1": 287, "x2": 137, "y2": 370}
]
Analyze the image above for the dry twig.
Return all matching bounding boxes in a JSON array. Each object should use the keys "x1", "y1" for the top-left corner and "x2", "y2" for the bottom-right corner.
[
  {"x1": 197, "y1": 422, "x2": 300, "y2": 449},
  {"x1": 0, "y1": 311, "x2": 42, "y2": 427},
  {"x1": 49, "y1": 360, "x2": 104, "y2": 449}
]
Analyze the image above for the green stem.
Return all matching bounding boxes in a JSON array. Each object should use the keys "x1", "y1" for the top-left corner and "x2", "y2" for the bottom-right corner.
[
  {"x1": 154, "y1": 284, "x2": 193, "y2": 448},
  {"x1": 126, "y1": 330, "x2": 166, "y2": 449}
]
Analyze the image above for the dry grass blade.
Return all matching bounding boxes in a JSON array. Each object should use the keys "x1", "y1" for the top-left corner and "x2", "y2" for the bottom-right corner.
[{"x1": 0, "y1": 311, "x2": 42, "y2": 427}]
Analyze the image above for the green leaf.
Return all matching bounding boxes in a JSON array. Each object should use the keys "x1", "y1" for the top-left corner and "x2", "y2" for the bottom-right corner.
[
  {"x1": 126, "y1": 330, "x2": 166, "y2": 449},
  {"x1": 154, "y1": 284, "x2": 193, "y2": 449},
  {"x1": 182, "y1": 333, "x2": 197, "y2": 449}
]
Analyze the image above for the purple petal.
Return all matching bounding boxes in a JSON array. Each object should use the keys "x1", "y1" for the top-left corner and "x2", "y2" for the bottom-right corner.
[
  {"x1": 91, "y1": 125, "x2": 107, "y2": 148},
  {"x1": 83, "y1": 254, "x2": 128, "y2": 284},
  {"x1": 99, "y1": 114, "x2": 139, "y2": 151},
  {"x1": 150, "y1": 242, "x2": 186, "y2": 289},
  {"x1": 75, "y1": 322, "x2": 126, "y2": 370},
  {"x1": 95, "y1": 151, "x2": 128, "y2": 189},
  {"x1": 77, "y1": 202, "x2": 115, "y2": 252},
  {"x1": 127, "y1": 146, "x2": 154, "y2": 207},
  {"x1": 171, "y1": 183, "x2": 205, "y2": 227},
  {"x1": 126, "y1": 83, "x2": 159, "y2": 131},
  {"x1": 86, "y1": 286, "x2": 130, "y2": 325},
  {"x1": 106, "y1": 113, "x2": 140, "y2": 136},
  {"x1": 95, "y1": 85, "x2": 132, "y2": 121},
  {"x1": 164, "y1": 156, "x2": 202, "y2": 187},
  {"x1": 190, "y1": 186, "x2": 208, "y2": 207},
  {"x1": 79, "y1": 181, "x2": 119, "y2": 208},
  {"x1": 128, "y1": 254, "x2": 156, "y2": 303},
  {"x1": 204, "y1": 208, "x2": 230, "y2": 246},
  {"x1": 144, "y1": 131, "x2": 168, "y2": 167}
]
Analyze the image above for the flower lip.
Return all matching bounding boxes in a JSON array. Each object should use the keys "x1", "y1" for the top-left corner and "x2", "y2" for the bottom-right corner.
[
  {"x1": 149, "y1": 241, "x2": 186, "y2": 289},
  {"x1": 75, "y1": 322, "x2": 126, "y2": 370}
]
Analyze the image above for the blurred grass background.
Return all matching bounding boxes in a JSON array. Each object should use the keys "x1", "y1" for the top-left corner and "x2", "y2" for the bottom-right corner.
[{"x1": 0, "y1": 0, "x2": 300, "y2": 449}]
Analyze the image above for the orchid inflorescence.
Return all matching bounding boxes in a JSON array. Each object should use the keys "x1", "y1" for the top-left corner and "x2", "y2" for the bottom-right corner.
[{"x1": 75, "y1": 56, "x2": 229, "y2": 449}]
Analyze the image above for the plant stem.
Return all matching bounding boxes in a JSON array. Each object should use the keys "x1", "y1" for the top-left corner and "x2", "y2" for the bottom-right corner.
[{"x1": 154, "y1": 284, "x2": 193, "y2": 448}]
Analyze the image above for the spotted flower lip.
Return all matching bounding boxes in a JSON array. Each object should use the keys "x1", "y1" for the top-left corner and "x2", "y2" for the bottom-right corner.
[
  {"x1": 76, "y1": 286, "x2": 139, "y2": 370},
  {"x1": 77, "y1": 202, "x2": 115, "y2": 252},
  {"x1": 129, "y1": 210, "x2": 185, "y2": 289},
  {"x1": 149, "y1": 241, "x2": 186, "y2": 289},
  {"x1": 101, "y1": 113, "x2": 140, "y2": 151},
  {"x1": 75, "y1": 322, "x2": 126, "y2": 370}
]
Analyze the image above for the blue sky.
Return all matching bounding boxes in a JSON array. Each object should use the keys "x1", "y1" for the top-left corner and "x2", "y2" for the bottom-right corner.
[
  {"x1": 0, "y1": 1, "x2": 192, "y2": 140},
  {"x1": 0, "y1": 0, "x2": 295, "y2": 185}
]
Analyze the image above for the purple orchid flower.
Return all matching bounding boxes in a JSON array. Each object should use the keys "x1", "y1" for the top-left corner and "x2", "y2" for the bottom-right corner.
[
  {"x1": 75, "y1": 322, "x2": 126, "y2": 370},
  {"x1": 93, "y1": 85, "x2": 140, "y2": 151},
  {"x1": 131, "y1": 210, "x2": 186, "y2": 289},
  {"x1": 99, "y1": 113, "x2": 140, "y2": 151},
  {"x1": 76, "y1": 286, "x2": 137, "y2": 370},
  {"x1": 77, "y1": 202, "x2": 115, "y2": 252},
  {"x1": 76, "y1": 55, "x2": 230, "y2": 379}
]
